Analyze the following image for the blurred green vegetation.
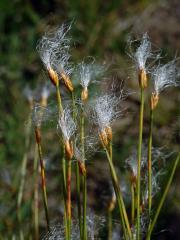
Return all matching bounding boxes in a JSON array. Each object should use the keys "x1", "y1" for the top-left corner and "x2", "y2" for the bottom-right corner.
[{"x1": 0, "y1": 0, "x2": 179, "y2": 238}]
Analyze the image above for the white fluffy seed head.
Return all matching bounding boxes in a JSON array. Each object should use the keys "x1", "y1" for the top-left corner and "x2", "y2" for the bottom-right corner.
[
  {"x1": 93, "y1": 94, "x2": 120, "y2": 131},
  {"x1": 152, "y1": 60, "x2": 178, "y2": 94},
  {"x1": 37, "y1": 23, "x2": 73, "y2": 77},
  {"x1": 57, "y1": 108, "x2": 76, "y2": 141},
  {"x1": 76, "y1": 60, "x2": 105, "y2": 89},
  {"x1": 134, "y1": 33, "x2": 152, "y2": 71}
]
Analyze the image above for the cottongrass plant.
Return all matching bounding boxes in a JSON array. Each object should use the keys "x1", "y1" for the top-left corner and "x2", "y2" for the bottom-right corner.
[
  {"x1": 14, "y1": 23, "x2": 180, "y2": 240},
  {"x1": 73, "y1": 59, "x2": 106, "y2": 239},
  {"x1": 146, "y1": 60, "x2": 179, "y2": 238},
  {"x1": 32, "y1": 103, "x2": 51, "y2": 232},
  {"x1": 35, "y1": 84, "x2": 53, "y2": 238},
  {"x1": 57, "y1": 107, "x2": 76, "y2": 240},
  {"x1": 93, "y1": 93, "x2": 132, "y2": 239},
  {"x1": 132, "y1": 33, "x2": 152, "y2": 240},
  {"x1": 76, "y1": 59, "x2": 105, "y2": 101}
]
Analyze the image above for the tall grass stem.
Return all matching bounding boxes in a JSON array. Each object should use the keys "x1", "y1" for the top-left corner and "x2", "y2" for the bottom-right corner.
[
  {"x1": 104, "y1": 146, "x2": 132, "y2": 239},
  {"x1": 33, "y1": 145, "x2": 39, "y2": 240},
  {"x1": 81, "y1": 111, "x2": 87, "y2": 240},
  {"x1": 146, "y1": 152, "x2": 180, "y2": 240},
  {"x1": 36, "y1": 133, "x2": 50, "y2": 231},
  {"x1": 137, "y1": 88, "x2": 144, "y2": 239},
  {"x1": 148, "y1": 109, "x2": 153, "y2": 215}
]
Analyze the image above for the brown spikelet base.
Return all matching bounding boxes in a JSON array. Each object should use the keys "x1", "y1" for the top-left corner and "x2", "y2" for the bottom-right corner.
[
  {"x1": 151, "y1": 92, "x2": 159, "y2": 110},
  {"x1": 61, "y1": 72, "x2": 74, "y2": 92},
  {"x1": 48, "y1": 68, "x2": 59, "y2": 86},
  {"x1": 81, "y1": 87, "x2": 88, "y2": 101},
  {"x1": 99, "y1": 130, "x2": 109, "y2": 146},
  {"x1": 139, "y1": 69, "x2": 148, "y2": 89},
  {"x1": 78, "y1": 160, "x2": 86, "y2": 176},
  {"x1": 65, "y1": 140, "x2": 74, "y2": 160}
]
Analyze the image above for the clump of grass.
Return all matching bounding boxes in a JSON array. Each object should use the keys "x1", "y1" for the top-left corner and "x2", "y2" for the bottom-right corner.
[{"x1": 15, "y1": 24, "x2": 179, "y2": 240}]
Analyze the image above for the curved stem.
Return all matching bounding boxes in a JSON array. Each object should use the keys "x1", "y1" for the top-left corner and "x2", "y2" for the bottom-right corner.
[
  {"x1": 104, "y1": 147, "x2": 132, "y2": 239},
  {"x1": 33, "y1": 145, "x2": 39, "y2": 240},
  {"x1": 146, "y1": 152, "x2": 180, "y2": 240}
]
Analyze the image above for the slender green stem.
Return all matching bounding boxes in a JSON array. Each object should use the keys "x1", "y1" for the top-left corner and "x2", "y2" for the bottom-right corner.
[
  {"x1": 17, "y1": 113, "x2": 32, "y2": 239},
  {"x1": 66, "y1": 158, "x2": 72, "y2": 240},
  {"x1": 62, "y1": 144, "x2": 67, "y2": 191},
  {"x1": 81, "y1": 111, "x2": 87, "y2": 240},
  {"x1": 61, "y1": 145, "x2": 68, "y2": 240},
  {"x1": 36, "y1": 139, "x2": 50, "y2": 231},
  {"x1": 109, "y1": 141, "x2": 113, "y2": 162},
  {"x1": 108, "y1": 210, "x2": 112, "y2": 240},
  {"x1": 82, "y1": 176, "x2": 87, "y2": 240},
  {"x1": 148, "y1": 109, "x2": 153, "y2": 215},
  {"x1": 104, "y1": 147, "x2": 132, "y2": 239},
  {"x1": 34, "y1": 177, "x2": 39, "y2": 240},
  {"x1": 55, "y1": 82, "x2": 69, "y2": 238},
  {"x1": 131, "y1": 184, "x2": 135, "y2": 225},
  {"x1": 76, "y1": 161, "x2": 82, "y2": 237},
  {"x1": 137, "y1": 88, "x2": 144, "y2": 240},
  {"x1": 146, "y1": 152, "x2": 180, "y2": 240},
  {"x1": 33, "y1": 145, "x2": 39, "y2": 240},
  {"x1": 71, "y1": 92, "x2": 82, "y2": 237}
]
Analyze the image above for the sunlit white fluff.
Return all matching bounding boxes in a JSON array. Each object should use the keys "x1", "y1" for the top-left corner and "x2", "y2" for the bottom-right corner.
[
  {"x1": 134, "y1": 33, "x2": 151, "y2": 71},
  {"x1": 57, "y1": 108, "x2": 76, "y2": 141},
  {"x1": 93, "y1": 94, "x2": 120, "y2": 131},
  {"x1": 37, "y1": 23, "x2": 73, "y2": 77},
  {"x1": 152, "y1": 60, "x2": 178, "y2": 94},
  {"x1": 76, "y1": 60, "x2": 105, "y2": 89}
]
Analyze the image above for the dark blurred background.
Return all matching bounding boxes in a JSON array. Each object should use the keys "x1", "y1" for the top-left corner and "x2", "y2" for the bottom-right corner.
[{"x1": 0, "y1": 0, "x2": 179, "y2": 239}]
